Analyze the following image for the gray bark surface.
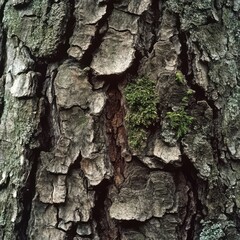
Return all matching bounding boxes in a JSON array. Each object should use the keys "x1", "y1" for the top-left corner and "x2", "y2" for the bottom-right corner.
[{"x1": 0, "y1": 0, "x2": 239, "y2": 239}]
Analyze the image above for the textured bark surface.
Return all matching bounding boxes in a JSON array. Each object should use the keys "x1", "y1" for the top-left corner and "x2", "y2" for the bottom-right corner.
[{"x1": 0, "y1": 0, "x2": 240, "y2": 239}]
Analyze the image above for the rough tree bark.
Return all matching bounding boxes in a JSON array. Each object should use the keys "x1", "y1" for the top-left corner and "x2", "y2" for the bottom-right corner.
[{"x1": 0, "y1": 0, "x2": 239, "y2": 239}]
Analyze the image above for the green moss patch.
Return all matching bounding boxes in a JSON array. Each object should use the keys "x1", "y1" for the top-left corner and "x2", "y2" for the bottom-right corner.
[{"x1": 124, "y1": 77, "x2": 158, "y2": 150}]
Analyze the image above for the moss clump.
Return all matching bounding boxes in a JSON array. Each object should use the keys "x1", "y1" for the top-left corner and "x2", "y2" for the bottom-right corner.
[
  {"x1": 166, "y1": 71, "x2": 194, "y2": 138},
  {"x1": 166, "y1": 109, "x2": 193, "y2": 138},
  {"x1": 124, "y1": 77, "x2": 158, "y2": 150},
  {"x1": 175, "y1": 70, "x2": 186, "y2": 84}
]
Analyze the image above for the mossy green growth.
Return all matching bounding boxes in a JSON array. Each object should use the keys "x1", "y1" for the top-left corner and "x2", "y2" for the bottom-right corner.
[
  {"x1": 124, "y1": 77, "x2": 158, "y2": 150},
  {"x1": 166, "y1": 72, "x2": 194, "y2": 138},
  {"x1": 175, "y1": 70, "x2": 186, "y2": 84},
  {"x1": 166, "y1": 108, "x2": 193, "y2": 138}
]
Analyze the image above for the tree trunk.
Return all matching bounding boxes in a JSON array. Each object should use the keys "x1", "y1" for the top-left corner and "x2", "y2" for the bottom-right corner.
[{"x1": 0, "y1": 0, "x2": 239, "y2": 239}]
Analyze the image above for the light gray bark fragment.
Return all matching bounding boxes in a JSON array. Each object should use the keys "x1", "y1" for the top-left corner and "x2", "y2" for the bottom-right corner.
[
  {"x1": 110, "y1": 162, "x2": 175, "y2": 221},
  {"x1": 68, "y1": 0, "x2": 107, "y2": 60},
  {"x1": 91, "y1": 30, "x2": 135, "y2": 75},
  {"x1": 152, "y1": 138, "x2": 181, "y2": 164},
  {"x1": 59, "y1": 170, "x2": 94, "y2": 223}
]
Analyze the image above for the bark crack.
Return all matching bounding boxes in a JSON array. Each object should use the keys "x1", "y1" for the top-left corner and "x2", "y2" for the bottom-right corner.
[
  {"x1": 15, "y1": 148, "x2": 40, "y2": 240},
  {"x1": 80, "y1": 1, "x2": 114, "y2": 67},
  {"x1": 176, "y1": 16, "x2": 223, "y2": 165},
  {"x1": 148, "y1": 0, "x2": 164, "y2": 53},
  {"x1": 179, "y1": 153, "x2": 205, "y2": 240},
  {"x1": 176, "y1": 16, "x2": 208, "y2": 239},
  {"x1": 92, "y1": 179, "x2": 119, "y2": 240},
  {"x1": 105, "y1": 80, "x2": 127, "y2": 188}
]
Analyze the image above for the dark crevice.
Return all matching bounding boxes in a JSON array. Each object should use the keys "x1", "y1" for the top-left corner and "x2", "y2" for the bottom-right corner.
[
  {"x1": 176, "y1": 18, "x2": 207, "y2": 238},
  {"x1": 12, "y1": 0, "x2": 32, "y2": 9},
  {"x1": 234, "y1": 204, "x2": 240, "y2": 232},
  {"x1": 38, "y1": 98, "x2": 54, "y2": 151},
  {"x1": 176, "y1": 15, "x2": 219, "y2": 239},
  {"x1": 131, "y1": 156, "x2": 151, "y2": 173},
  {"x1": 14, "y1": 59, "x2": 49, "y2": 238},
  {"x1": 34, "y1": 63, "x2": 55, "y2": 151},
  {"x1": 136, "y1": 10, "x2": 154, "y2": 56},
  {"x1": 15, "y1": 148, "x2": 40, "y2": 240},
  {"x1": 65, "y1": 222, "x2": 78, "y2": 240},
  {"x1": 0, "y1": 74, "x2": 5, "y2": 121},
  {"x1": 177, "y1": 18, "x2": 207, "y2": 102},
  {"x1": 177, "y1": 31, "x2": 190, "y2": 77},
  {"x1": 91, "y1": 44, "x2": 145, "y2": 240},
  {"x1": 119, "y1": 219, "x2": 145, "y2": 237},
  {"x1": 205, "y1": 15, "x2": 219, "y2": 25},
  {"x1": 34, "y1": 62, "x2": 48, "y2": 98},
  {"x1": 158, "y1": 160, "x2": 182, "y2": 172},
  {"x1": 92, "y1": 179, "x2": 119, "y2": 240},
  {"x1": 0, "y1": 0, "x2": 7, "y2": 24},
  {"x1": 80, "y1": 1, "x2": 114, "y2": 67},
  {"x1": 210, "y1": 115, "x2": 223, "y2": 164},
  {"x1": 176, "y1": 16, "x2": 222, "y2": 165},
  {"x1": 56, "y1": 0, "x2": 76, "y2": 61},
  {"x1": 214, "y1": 0, "x2": 224, "y2": 10},
  {"x1": 120, "y1": 219, "x2": 144, "y2": 229},
  {"x1": 0, "y1": 1, "x2": 8, "y2": 120},
  {"x1": 177, "y1": 20, "x2": 217, "y2": 108},
  {"x1": 0, "y1": 24, "x2": 6, "y2": 78},
  {"x1": 70, "y1": 154, "x2": 81, "y2": 170},
  {"x1": 126, "y1": 49, "x2": 143, "y2": 77},
  {"x1": 105, "y1": 81, "x2": 126, "y2": 188},
  {"x1": 135, "y1": 0, "x2": 163, "y2": 56},
  {"x1": 45, "y1": 0, "x2": 54, "y2": 19},
  {"x1": 179, "y1": 153, "x2": 205, "y2": 240},
  {"x1": 148, "y1": 0, "x2": 165, "y2": 53}
]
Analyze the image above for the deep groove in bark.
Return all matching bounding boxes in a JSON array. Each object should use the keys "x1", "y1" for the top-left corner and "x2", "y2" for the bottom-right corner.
[
  {"x1": 38, "y1": 98, "x2": 54, "y2": 151},
  {"x1": 65, "y1": 222, "x2": 78, "y2": 240},
  {"x1": 80, "y1": 1, "x2": 114, "y2": 67},
  {"x1": 125, "y1": 50, "x2": 143, "y2": 77},
  {"x1": 0, "y1": 0, "x2": 7, "y2": 24},
  {"x1": 45, "y1": 0, "x2": 54, "y2": 18},
  {"x1": 58, "y1": 0, "x2": 76, "y2": 61},
  {"x1": 119, "y1": 219, "x2": 145, "y2": 238},
  {"x1": 35, "y1": 63, "x2": 54, "y2": 150},
  {"x1": 0, "y1": 25, "x2": 6, "y2": 78},
  {"x1": 35, "y1": 62, "x2": 48, "y2": 97},
  {"x1": 180, "y1": 153, "x2": 204, "y2": 240},
  {"x1": 0, "y1": 1, "x2": 7, "y2": 120},
  {"x1": 14, "y1": 60, "x2": 50, "y2": 239},
  {"x1": 0, "y1": 73, "x2": 5, "y2": 122},
  {"x1": 92, "y1": 179, "x2": 119, "y2": 240},
  {"x1": 15, "y1": 148, "x2": 40, "y2": 240},
  {"x1": 148, "y1": 0, "x2": 164, "y2": 53},
  {"x1": 177, "y1": 19, "x2": 222, "y2": 165},
  {"x1": 90, "y1": 77, "x2": 129, "y2": 239},
  {"x1": 105, "y1": 81, "x2": 126, "y2": 187},
  {"x1": 176, "y1": 17, "x2": 207, "y2": 240}
]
